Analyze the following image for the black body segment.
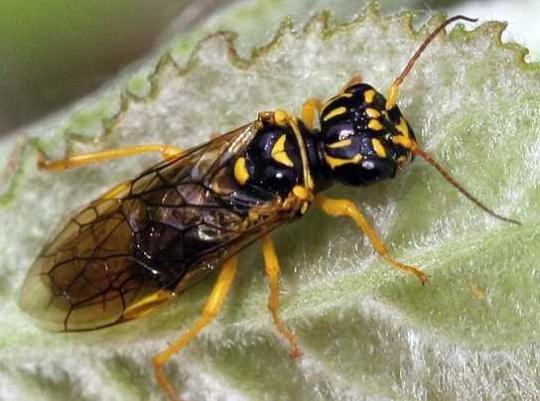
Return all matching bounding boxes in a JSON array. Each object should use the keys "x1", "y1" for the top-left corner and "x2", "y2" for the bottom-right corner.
[
  {"x1": 233, "y1": 122, "x2": 303, "y2": 198},
  {"x1": 318, "y1": 83, "x2": 416, "y2": 186}
]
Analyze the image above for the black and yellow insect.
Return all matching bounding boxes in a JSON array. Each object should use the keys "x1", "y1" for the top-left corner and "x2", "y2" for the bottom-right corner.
[{"x1": 17, "y1": 15, "x2": 518, "y2": 401}]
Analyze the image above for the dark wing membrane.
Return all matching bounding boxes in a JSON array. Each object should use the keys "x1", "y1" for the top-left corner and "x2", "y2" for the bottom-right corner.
[{"x1": 18, "y1": 123, "x2": 285, "y2": 331}]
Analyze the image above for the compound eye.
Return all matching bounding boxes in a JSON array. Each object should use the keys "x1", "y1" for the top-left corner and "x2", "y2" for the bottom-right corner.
[
  {"x1": 335, "y1": 157, "x2": 397, "y2": 186},
  {"x1": 361, "y1": 158, "x2": 396, "y2": 180}
]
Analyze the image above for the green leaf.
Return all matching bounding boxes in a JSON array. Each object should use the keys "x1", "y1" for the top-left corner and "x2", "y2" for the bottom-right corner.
[{"x1": 2, "y1": 5, "x2": 539, "y2": 401}]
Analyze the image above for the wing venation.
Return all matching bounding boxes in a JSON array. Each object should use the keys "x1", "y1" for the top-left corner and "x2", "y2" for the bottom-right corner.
[{"x1": 19, "y1": 123, "x2": 289, "y2": 331}]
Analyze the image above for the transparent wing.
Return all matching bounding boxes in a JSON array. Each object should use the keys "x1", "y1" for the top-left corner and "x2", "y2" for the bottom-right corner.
[{"x1": 19, "y1": 123, "x2": 286, "y2": 331}]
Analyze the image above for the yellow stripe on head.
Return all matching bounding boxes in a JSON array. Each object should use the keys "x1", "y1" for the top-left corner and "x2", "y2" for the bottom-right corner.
[
  {"x1": 321, "y1": 92, "x2": 353, "y2": 114},
  {"x1": 324, "y1": 153, "x2": 362, "y2": 169},
  {"x1": 364, "y1": 89, "x2": 376, "y2": 104},
  {"x1": 326, "y1": 139, "x2": 352, "y2": 149},
  {"x1": 368, "y1": 119, "x2": 384, "y2": 131},
  {"x1": 371, "y1": 138, "x2": 387, "y2": 158},
  {"x1": 322, "y1": 106, "x2": 347, "y2": 122},
  {"x1": 365, "y1": 108, "x2": 381, "y2": 118}
]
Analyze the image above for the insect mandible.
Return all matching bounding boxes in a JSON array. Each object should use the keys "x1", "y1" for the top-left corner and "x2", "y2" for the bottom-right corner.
[{"x1": 18, "y1": 15, "x2": 519, "y2": 401}]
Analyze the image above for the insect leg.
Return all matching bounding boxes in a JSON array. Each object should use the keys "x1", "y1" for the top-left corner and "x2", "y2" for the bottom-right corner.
[
  {"x1": 152, "y1": 255, "x2": 239, "y2": 401},
  {"x1": 38, "y1": 144, "x2": 184, "y2": 172},
  {"x1": 301, "y1": 98, "x2": 322, "y2": 130},
  {"x1": 261, "y1": 235, "x2": 302, "y2": 358},
  {"x1": 314, "y1": 195, "x2": 428, "y2": 284},
  {"x1": 121, "y1": 290, "x2": 174, "y2": 321}
]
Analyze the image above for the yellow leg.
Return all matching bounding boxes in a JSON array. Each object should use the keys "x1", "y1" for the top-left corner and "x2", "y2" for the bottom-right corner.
[
  {"x1": 122, "y1": 290, "x2": 174, "y2": 321},
  {"x1": 314, "y1": 195, "x2": 428, "y2": 284},
  {"x1": 261, "y1": 235, "x2": 302, "y2": 358},
  {"x1": 38, "y1": 144, "x2": 183, "y2": 172},
  {"x1": 152, "y1": 255, "x2": 239, "y2": 401},
  {"x1": 301, "y1": 98, "x2": 322, "y2": 130}
]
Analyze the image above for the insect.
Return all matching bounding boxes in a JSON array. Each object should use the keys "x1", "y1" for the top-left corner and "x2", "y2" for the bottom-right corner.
[{"x1": 18, "y1": 15, "x2": 518, "y2": 401}]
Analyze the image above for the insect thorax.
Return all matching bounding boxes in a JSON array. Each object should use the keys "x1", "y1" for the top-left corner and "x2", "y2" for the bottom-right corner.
[
  {"x1": 233, "y1": 123, "x2": 303, "y2": 198},
  {"x1": 231, "y1": 119, "x2": 323, "y2": 205}
]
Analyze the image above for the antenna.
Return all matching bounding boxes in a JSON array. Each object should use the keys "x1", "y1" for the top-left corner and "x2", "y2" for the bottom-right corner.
[
  {"x1": 385, "y1": 15, "x2": 478, "y2": 110},
  {"x1": 386, "y1": 16, "x2": 518, "y2": 224},
  {"x1": 391, "y1": 135, "x2": 520, "y2": 225},
  {"x1": 413, "y1": 147, "x2": 521, "y2": 225}
]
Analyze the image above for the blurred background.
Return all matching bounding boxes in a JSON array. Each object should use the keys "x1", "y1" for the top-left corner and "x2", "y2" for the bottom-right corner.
[{"x1": 0, "y1": 0, "x2": 536, "y2": 136}]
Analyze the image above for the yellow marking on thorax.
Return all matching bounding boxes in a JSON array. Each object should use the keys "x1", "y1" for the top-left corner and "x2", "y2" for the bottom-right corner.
[
  {"x1": 326, "y1": 139, "x2": 352, "y2": 149},
  {"x1": 287, "y1": 114, "x2": 315, "y2": 192},
  {"x1": 371, "y1": 138, "x2": 387, "y2": 158},
  {"x1": 234, "y1": 157, "x2": 250, "y2": 185},
  {"x1": 364, "y1": 89, "x2": 376, "y2": 103},
  {"x1": 365, "y1": 108, "x2": 381, "y2": 118},
  {"x1": 368, "y1": 119, "x2": 384, "y2": 131},
  {"x1": 324, "y1": 153, "x2": 362, "y2": 169},
  {"x1": 292, "y1": 185, "x2": 310, "y2": 200},
  {"x1": 304, "y1": 172, "x2": 314, "y2": 192},
  {"x1": 271, "y1": 135, "x2": 294, "y2": 167},
  {"x1": 322, "y1": 106, "x2": 347, "y2": 122},
  {"x1": 396, "y1": 117, "x2": 410, "y2": 138},
  {"x1": 274, "y1": 109, "x2": 289, "y2": 126}
]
